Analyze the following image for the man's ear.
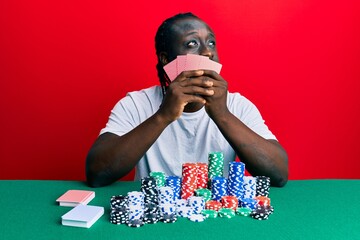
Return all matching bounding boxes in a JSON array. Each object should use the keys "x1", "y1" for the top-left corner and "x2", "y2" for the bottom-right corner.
[{"x1": 159, "y1": 52, "x2": 169, "y2": 65}]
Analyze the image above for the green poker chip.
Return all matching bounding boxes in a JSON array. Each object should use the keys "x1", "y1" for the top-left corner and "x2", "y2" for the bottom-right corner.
[
  {"x1": 201, "y1": 209, "x2": 218, "y2": 218},
  {"x1": 218, "y1": 208, "x2": 236, "y2": 218},
  {"x1": 236, "y1": 207, "x2": 252, "y2": 217}
]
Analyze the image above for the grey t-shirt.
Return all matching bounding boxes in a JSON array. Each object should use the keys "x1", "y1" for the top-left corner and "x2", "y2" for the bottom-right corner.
[{"x1": 100, "y1": 86, "x2": 276, "y2": 180}]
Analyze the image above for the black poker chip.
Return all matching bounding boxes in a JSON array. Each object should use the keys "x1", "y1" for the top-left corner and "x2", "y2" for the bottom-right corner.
[
  {"x1": 160, "y1": 213, "x2": 177, "y2": 223},
  {"x1": 250, "y1": 206, "x2": 270, "y2": 220},
  {"x1": 255, "y1": 176, "x2": 271, "y2": 197},
  {"x1": 110, "y1": 206, "x2": 129, "y2": 224},
  {"x1": 143, "y1": 213, "x2": 159, "y2": 224},
  {"x1": 110, "y1": 195, "x2": 129, "y2": 209},
  {"x1": 127, "y1": 219, "x2": 145, "y2": 228}
]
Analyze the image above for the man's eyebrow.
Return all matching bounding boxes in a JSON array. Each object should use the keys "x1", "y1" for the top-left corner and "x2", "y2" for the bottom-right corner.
[{"x1": 184, "y1": 31, "x2": 216, "y2": 38}]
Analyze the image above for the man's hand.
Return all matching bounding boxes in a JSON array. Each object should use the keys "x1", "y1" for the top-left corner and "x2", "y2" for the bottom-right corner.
[
  {"x1": 200, "y1": 70, "x2": 229, "y2": 121},
  {"x1": 157, "y1": 70, "x2": 215, "y2": 123}
]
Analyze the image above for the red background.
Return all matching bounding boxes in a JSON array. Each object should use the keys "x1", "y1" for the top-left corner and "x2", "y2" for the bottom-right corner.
[{"x1": 1, "y1": 0, "x2": 359, "y2": 181}]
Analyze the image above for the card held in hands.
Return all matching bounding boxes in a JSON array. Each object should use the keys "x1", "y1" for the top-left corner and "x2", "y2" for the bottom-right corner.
[{"x1": 163, "y1": 54, "x2": 222, "y2": 82}]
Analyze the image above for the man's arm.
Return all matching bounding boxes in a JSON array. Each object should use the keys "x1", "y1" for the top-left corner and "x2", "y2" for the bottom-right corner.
[
  {"x1": 202, "y1": 70, "x2": 288, "y2": 187},
  {"x1": 86, "y1": 113, "x2": 170, "y2": 187}
]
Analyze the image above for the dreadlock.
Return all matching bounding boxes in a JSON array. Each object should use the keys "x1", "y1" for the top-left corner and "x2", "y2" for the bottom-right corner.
[{"x1": 155, "y1": 12, "x2": 200, "y2": 96}]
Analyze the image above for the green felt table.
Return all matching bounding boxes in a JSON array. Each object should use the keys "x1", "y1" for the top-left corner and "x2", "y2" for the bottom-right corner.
[{"x1": 0, "y1": 180, "x2": 359, "y2": 240}]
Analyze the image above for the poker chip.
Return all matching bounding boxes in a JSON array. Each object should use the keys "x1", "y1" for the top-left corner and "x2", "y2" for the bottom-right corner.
[
  {"x1": 181, "y1": 163, "x2": 198, "y2": 200},
  {"x1": 218, "y1": 208, "x2": 236, "y2": 218},
  {"x1": 110, "y1": 195, "x2": 129, "y2": 209},
  {"x1": 221, "y1": 196, "x2": 239, "y2": 211},
  {"x1": 141, "y1": 176, "x2": 159, "y2": 205},
  {"x1": 188, "y1": 196, "x2": 205, "y2": 214},
  {"x1": 243, "y1": 176, "x2": 257, "y2": 199},
  {"x1": 166, "y1": 176, "x2": 182, "y2": 200},
  {"x1": 160, "y1": 213, "x2": 177, "y2": 223},
  {"x1": 250, "y1": 206, "x2": 270, "y2": 220},
  {"x1": 227, "y1": 162, "x2": 245, "y2": 201},
  {"x1": 196, "y1": 163, "x2": 208, "y2": 189},
  {"x1": 108, "y1": 153, "x2": 277, "y2": 228},
  {"x1": 127, "y1": 219, "x2": 145, "y2": 228},
  {"x1": 240, "y1": 198, "x2": 258, "y2": 210},
  {"x1": 201, "y1": 209, "x2": 218, "y2": 218},
  {"x1": 236, "y1": 207, "x2": 252, "y2": 217},
  {"x1": 189, "y1": 214, "x2": 205, "y2": 222},
  {"x1": 149, "y1": 172, "x2": 167, "y2": 187},
  {"x1": 255, "y1": 196, "x2": 271, "y2": 207},
  {"x1": 158, "y1": 186, "x2": 175, "y2": 205},
  {"x1": 211, "y1": 176, "x2": 228, "y2": 201},
  {"x1": 208, "y1": 152, "x2": 224, "y2": 181},
  {"x1": 110, "y1": 206, "x2": 129, "y2": 224},
  {"x1": 264, "y1": 205, "x2": 274, "y2": 215},
  {"x1": 143, "y1": 213, "x2": 159, "y2": 224},
  {"x1": 256, "y1": 176, "x2": 271, "y2": 197},
  {"x1": 195, "y1": 188, "x2": 212, "y2": 202},
  {"x1": 205, "y1": 200, "x2": 222, "y2": 211}
]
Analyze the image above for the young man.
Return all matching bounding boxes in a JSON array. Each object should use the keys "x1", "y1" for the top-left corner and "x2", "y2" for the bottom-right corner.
[{"x1": 86, "y1": 13, "x2": 288, "y2": 188}]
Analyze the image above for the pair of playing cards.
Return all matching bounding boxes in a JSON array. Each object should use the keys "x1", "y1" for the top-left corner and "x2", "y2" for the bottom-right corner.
[{"x1": 163, "y1": 54, "x2": 222, "y2": 81}]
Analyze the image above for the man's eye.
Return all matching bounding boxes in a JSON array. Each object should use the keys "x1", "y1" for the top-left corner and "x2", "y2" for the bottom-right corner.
[
  {"x1": 209, "y1": 41, "x2": 216, "y2": 47},
  {"x1": 187, "y1": 41, "x2": 198, "y2": 47}
]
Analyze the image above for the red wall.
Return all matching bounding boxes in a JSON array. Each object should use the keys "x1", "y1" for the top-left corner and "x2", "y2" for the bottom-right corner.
[{"x1": 1, "y1": 0, "x2": 360, "y2": 181}]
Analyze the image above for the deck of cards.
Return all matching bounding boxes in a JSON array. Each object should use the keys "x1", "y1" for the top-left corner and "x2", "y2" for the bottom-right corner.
[{"x1": 164, "y1": 54, "x2": 222, "y2": 81}]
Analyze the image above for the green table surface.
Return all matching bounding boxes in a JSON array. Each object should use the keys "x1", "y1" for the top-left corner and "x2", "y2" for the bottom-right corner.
[{"x1": 0, "y1": 180, "x2": 359, "y2": 240}]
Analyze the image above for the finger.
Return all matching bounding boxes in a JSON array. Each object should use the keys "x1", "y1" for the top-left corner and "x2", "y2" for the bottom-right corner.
[
  {"x1": 182, "y1": 86, "x2": 215, "y2": 96},
  {"x1": 177, "y1": 70, "x2": 204, "y2": 81},
  {"x1": 183, "y1": 94, "x2": 207, "y2": 105},
  {"x1": 201, "y1": 70, "x2": 223, "y2": 81}
]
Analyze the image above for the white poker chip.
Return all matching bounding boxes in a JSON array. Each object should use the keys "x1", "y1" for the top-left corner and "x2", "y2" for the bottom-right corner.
[{"x1": 189, "y1": 214, "x2": 205, "y2": 222}]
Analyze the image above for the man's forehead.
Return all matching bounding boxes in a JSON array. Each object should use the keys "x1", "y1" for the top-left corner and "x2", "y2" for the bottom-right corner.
[{"x1": 170, "y1": 18, "x2": 213, "y2": 34}]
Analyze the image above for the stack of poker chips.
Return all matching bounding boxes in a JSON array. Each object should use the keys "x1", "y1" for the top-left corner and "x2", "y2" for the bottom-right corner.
[
  {"x1": 188, "y1": 196, "x2": 205, "y2": 214},
  {"x1": 141, "y1": 176, "x2": 159, "y2": 204},
  {"x1": 243, "y1": 176, "x2": 257, "y2": 199},
  {"x1": 196, "y1": 163, "x2": 208, "y2": 189},
  {"x1": 208, "y1": 152, "x2": 224, "y2": 181},
  {"x1": 181, "y1": 163, "x2": 198, "y2": 199},
  {"x1": 175, "y1": 196, "x2": 206, "y2": 222},
  {"x1": 157, "y1": 186, "x2": 178, "y2": 223},
  {"x1": 149, "y1": 172, "x2": 166, "y2": 187},
  {"x1": 165, "y1": 176, "x2": 181, "y2": 200},
  {"x1": 227, "y1": 162, "x2": 245, "y2": 202},
  {"x1": 211, "y1": 176, "x2": 228, "y2": 201},
  {"x1": 109, "y1": 195, "x2": 129, "y2": 225},
  {"x1": 143, "y1": 203, "x2": 160, "y2": 224},
  {"x1": 110, "y1": 153, "x2": 276, "y2": 225},
  {"x1": 127, "y1": 191, "x2": 145, "y2": 226},
  {"x1": 255, "y1": 176, "x2": 271, "y2": 197}
]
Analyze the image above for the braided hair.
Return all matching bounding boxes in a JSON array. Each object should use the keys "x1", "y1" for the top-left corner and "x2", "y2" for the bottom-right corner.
[{"x1": 155, "y1": 12, "x2": 200, "y2": 96}]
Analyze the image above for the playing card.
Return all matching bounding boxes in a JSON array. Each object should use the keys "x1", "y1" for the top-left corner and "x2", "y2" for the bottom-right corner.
[
  {"x1": 184, "y1": 54, "x2": 202, "y2": 71},
  {"x1": 163, "y1": 54, "x2": 222, "y2": 82},
  {"x1": 201, "y1": 58, "x2": 222, "y2": 74},
  {"x1": 176, "y1": 55, "x2": 187, "y2": 76},
  {"x1": 163, "y1": 58, "x2": 178, "y2": 81}
]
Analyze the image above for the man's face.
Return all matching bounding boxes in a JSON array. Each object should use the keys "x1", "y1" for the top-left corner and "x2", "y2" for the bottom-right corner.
[{"x1": 166, "y1": 18, "x2": 219, "y2": 63}]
